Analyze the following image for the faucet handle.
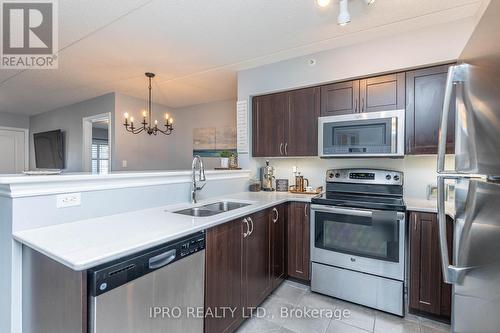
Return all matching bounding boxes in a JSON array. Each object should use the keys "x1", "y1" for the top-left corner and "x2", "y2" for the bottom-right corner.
[{"x1": 196, "y1": 182, "x2": 206, "y2": 191}]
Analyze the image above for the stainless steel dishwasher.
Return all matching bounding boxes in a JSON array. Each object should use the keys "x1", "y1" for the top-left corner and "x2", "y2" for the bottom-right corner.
[{"x1": 88, "y1": 231, "x2": 205, "y2": 333}]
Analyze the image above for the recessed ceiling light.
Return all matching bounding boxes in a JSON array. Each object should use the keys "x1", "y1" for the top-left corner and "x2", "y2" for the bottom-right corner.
[
  {"x1": 337, "y1": 0, "x2": 351, "y2": 26},
  {"x1": 316, "y1": 0, "x2": 331, "y2": 8}
]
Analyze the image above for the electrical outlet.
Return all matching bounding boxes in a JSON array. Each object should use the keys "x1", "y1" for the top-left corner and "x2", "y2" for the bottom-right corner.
[
  {"x1": 122, "y1": 160, "x2": 128, "y2": 168},
  {"x1": 57, "y1": 193, "x2": 81, "y2": 208}
]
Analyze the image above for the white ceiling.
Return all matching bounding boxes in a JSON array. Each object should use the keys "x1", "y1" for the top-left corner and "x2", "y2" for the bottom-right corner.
[{"x1": 0, "y1": 0, "x2": 484, "y2": 115}]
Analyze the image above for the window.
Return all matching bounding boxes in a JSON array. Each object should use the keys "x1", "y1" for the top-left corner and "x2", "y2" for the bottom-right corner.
[{"x1": 91, "y1": 139, "x2": 109, "y2": 174}]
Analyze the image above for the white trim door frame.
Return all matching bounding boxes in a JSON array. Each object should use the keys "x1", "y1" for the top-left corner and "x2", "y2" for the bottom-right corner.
[
  {"x1": 0, "y1": 126, "x2": 29, "y2": 173},
  {"x1": 82, "y1": 113, "x2": 112, "y2": 173}
]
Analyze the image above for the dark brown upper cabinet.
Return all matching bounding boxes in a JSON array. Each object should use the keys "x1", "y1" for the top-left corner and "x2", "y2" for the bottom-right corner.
[
  {"x1": 359, "y1": 73, "x2": 406, "y2": 113},
  {"x1": 409, "y1": 211, "x2": 452, "y2": 320},
  {"x1": 287, "y1": 202, "x2": 310, "y2": 281},
  {"x1": 252, "y1": 92, "x2": 287, "y2": 157},
  {"x1": 406, "y1": 64, "x2": 455, "y2": 155},
  {"x1": 320, "y1": 80, "x2": 360, "y2": 116},
  {"x1": 252, "y1": 87, "x2": 320, "y2": 157},
  {"x1": 320, "y1": 73, "x2": 405, "y2": 116}
]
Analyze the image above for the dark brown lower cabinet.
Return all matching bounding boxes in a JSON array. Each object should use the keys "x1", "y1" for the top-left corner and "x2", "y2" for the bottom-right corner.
[
  {"x1": 242, "y1": 209, "x2": 272, "y2": 309},
  {"x1": 409, "y1": 211, "x2": 453, "y2": 320},
  {"x1": 287, "y1": 202, "x2": 310, "y2": 281},
  {"x1": 205, "y1": 218, "x2": 244, "y2": 333},
  {"x1": 205, "y1": 206, "x2": 286, "y2": 333},
  {"x1": 271, "y1": 204, "x2": 286, "y2": 289}
]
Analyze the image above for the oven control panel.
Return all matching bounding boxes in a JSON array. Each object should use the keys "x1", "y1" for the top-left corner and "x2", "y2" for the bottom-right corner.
[{"x1": 326, "y1": 168, "x2": 403, "y2": 185}]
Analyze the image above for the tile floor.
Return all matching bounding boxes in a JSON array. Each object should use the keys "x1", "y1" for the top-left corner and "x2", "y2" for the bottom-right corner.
[{"x1": 236, "y1": 280, "x2": 451, "y2": 333}]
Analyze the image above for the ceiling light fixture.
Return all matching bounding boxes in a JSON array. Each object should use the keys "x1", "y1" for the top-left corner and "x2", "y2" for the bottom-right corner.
[
  {"x1": 364, "y1": 0, "x2": 376, "y2": 4},
  {"x1": 123, "y1": 73, "x2": 174, "y2": 136},
  {"x1": 337, "y1": 0, "x2": 351, "y2": 26},
  {"x1": 316, "y1": 0, "x2": 331, "y2": 8}
]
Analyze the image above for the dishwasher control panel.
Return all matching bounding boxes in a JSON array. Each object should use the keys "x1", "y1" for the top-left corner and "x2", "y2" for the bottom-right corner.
[{"x1": 88, "y1": 231, "x2": 205, "y2": 297}]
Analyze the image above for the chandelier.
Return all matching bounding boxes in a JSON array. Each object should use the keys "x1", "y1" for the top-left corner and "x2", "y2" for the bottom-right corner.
[{"x1": 123, "y1": 72, "x2": 174, "y2": 135}]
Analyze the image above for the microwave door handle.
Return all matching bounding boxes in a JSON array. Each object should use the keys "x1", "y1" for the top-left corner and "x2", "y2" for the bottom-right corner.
[{"x1": 391, "y1": 117, "x2": 397, "y2": 153}]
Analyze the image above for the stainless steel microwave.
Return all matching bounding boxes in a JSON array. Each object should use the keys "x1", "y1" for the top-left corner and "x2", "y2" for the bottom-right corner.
[{"x1": 318, "y1": 110, "x2": 405, "y2": 157}]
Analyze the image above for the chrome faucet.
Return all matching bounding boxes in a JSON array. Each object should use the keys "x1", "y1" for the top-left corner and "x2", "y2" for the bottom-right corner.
[{"x1": 191, "y1": 155, "x2": 206, "y2": 204}]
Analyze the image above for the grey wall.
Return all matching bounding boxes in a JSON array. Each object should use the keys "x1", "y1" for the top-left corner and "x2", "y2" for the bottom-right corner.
[
  {"x1": 114, "y1": 95, "x2": 236, "y2": 171},
  {"x1": 113, "y1": 93, "x2": 176, "y2": 171},
  {"x1": 0, "y1": 112, "x2": 29, "y2": 129},
  {"x1": 236, "y1": 18, "x2": 474, "y2": 199},
  {"x1": 29, "y1": 93, "x2": 115, "y2": 171},
  {"x1": 170, "y1": 99, "x2": 237, "y2": 170}
]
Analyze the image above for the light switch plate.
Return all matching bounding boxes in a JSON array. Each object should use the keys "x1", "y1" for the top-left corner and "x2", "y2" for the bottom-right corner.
[{"x1": 57, "y1": 193, "x2": 81, "y2": 208}]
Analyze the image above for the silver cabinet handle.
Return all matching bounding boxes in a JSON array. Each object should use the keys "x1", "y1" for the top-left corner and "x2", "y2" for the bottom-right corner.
[
  {"x1": 279, "y1": 143, "x2": 284, "y2": 155},
  {"x1": 284, "y1": 142, "x2": 288, "y2": 155},
  {"x1": 354, "y1": 99, "x2": 358, "y2": 113},
  {"x1": 304, "y1": 204, "x2": 308, "y2": 218},
  {"x1": 149, "y1": 249, "x2": 176, "y2": 269},
  {"x1": 242, "y1": 218, "x2": 250, "y2": 238},
  {"x1": 272, "y1": 207, "x2": 279, "y2": 223},
  {"x1": 361, "y1": 98, "x2": 365, "y2": 113},
  {"x1": 247, "y1": 217, "x2": 254, "y2": 236}
]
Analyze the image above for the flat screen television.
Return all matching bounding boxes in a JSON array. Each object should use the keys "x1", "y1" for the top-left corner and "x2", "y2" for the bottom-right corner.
[{"x1": 34, "y1": 130, "x2": 65, "y2": 169}]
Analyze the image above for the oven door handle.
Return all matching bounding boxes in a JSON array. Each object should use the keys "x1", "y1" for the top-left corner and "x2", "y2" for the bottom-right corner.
[{"x1": 310, "y1": 204, "x2": 405, "y2": 220}]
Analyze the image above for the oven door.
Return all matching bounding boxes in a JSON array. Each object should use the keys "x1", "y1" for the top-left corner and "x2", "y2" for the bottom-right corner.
[
  {"x1": 318, "y1": 110, "x2": 404, "y2": 157},
  {"x1": 310, "y1": 204, "x2": 405, "y2": 281}
]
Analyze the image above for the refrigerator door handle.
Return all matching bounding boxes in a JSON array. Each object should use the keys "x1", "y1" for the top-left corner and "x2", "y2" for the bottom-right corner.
[
  {"x1": 438, "y1": 64, "x2": 466, "y2": 173},
  {"x1": 438, "y1": 175, "x2": 473, "y2": 285}
]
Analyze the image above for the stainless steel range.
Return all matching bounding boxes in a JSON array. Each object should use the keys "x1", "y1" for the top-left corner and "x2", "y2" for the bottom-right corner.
[{"x1": 310, "y1": 168, "x2": 406, "y2": 316}]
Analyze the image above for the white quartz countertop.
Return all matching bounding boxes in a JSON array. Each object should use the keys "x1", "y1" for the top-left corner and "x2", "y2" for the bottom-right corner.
[
  {"x1": 13, "y1": 191, "x2": 456, "y2": 271},
  {"x1": 13, "y1": 191, "x2": 316, "y2": 271},
  {"x1": 405, "y1": 197, "x2": 455, "y2": 217}
]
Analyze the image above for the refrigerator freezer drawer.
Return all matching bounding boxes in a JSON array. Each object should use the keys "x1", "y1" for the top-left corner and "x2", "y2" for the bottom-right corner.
[{"x1": 311, "y1": 262, "x2": 404, "y2": 316}]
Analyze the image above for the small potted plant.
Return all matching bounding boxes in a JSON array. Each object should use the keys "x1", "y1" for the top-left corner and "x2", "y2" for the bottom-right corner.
[{"x1": 220, "y1": 151, "x2": 232, "y2": 168}]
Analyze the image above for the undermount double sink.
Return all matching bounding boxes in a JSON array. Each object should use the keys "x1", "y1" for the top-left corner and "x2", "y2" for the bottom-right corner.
[{"x1": 174, "y1": 201, "x2": 251, "y2": 217}]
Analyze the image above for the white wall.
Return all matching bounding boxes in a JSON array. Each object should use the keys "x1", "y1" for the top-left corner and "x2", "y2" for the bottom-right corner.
[
  {"x1": 29, "y1": 93, "x2": 115, "y2": 171},
  {"x1": 237, "y1": 18, "x2": 475, "y2": 199},
  {"x1": 114, "y1": 95, "x2": 236, "y2": 171}
]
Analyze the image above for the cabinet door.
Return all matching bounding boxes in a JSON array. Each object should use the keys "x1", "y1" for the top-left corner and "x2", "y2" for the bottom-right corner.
[
  {"x1": 287, "y1": 202, "x2": 310, "y2": 281},
  {"x1": 406, "y1": 65, "x2": 455, "y2": 154},
  {"x1": 271, "y1": 204, "x2": 286, "y2": 290},
  {"x1": 320, "y1": 80, "x2": 359, "y2": 116},
  {"x1": 286, "y1": 87, "x2": 320, "y2": 156},
  {"x1": 252, "y1": 93, "x2": 287, "y2": 157},
  {"x1": 243, "y1": 210, "x2": 272, "y2": 309},
  {"x1": 205, "y1": 220, "x2": 244, "y2": 333},
  {"x1": 359, "y1": 73, "x2": 405, "y2": 113},
  {"x1": 409, "y1": 212, "x2": 452, "y2": 319}
]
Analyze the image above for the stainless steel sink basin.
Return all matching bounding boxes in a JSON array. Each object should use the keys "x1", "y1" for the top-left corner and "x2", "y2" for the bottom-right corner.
[
  {"x1": 201, "y1": 201, "x2": 251, "y2": 212},
  {"x1": 173, "y1": 201, "x2": 251, "y2": 217}
]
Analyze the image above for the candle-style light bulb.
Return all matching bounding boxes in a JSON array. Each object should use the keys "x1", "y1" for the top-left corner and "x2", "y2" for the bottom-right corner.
[
  {"x1": 130, "y1": 117, "x2": 134, "y2": 123},
  {"x1": 169, "y1": 118, "x2": 173, "y2": 124},
  {"x1": 124, "y1": 112, "x2": 129, "y2": 119},
  {"x1": 165, "y1": 113, "x2": 169, "y2": 120},
  {"x1": 142, "y1": 110, "x2": 147, "y2": 118},
  {"x1": 154, "y1": 120, "x2": 158, "y2": 126}
]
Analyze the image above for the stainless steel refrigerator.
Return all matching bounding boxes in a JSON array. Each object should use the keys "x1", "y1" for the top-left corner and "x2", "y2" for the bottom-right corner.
[{"x1": 437, "y1": 1, "x2": 500, "y2": 332}]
